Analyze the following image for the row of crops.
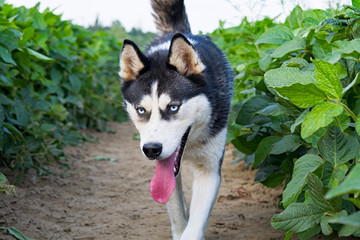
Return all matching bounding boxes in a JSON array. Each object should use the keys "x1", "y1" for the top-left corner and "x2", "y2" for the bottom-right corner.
[
  {"x1": 211, "y1": 1, "x2": 360, "y2": 238},
  {"x1": 0, "y1": 2, "x2": 126, "y2": 187}
]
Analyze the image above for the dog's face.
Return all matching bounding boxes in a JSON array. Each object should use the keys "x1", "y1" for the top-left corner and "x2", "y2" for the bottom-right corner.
[
  {"x1": 120, "y1": 34, "x2": 211, "y2": 162},
  {"x1": 120, "y1": 34, "x2": 212, "y2": 203}
]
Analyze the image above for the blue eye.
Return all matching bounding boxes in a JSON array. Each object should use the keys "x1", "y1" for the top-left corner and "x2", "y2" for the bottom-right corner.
[
  {"x1": 136, "y1": 107, "x2": 146, "y2": 115},
  {"x1": 169, "y1": 105, "x2": 179, "y2": 112}
]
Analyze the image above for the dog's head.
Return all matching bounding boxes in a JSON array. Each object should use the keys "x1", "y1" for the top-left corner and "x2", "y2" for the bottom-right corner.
[{"x1": 119, "y1": 33, "x2": 211, "y2": 203}]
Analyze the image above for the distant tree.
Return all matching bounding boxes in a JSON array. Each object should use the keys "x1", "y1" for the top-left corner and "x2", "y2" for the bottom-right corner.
[{"x1": 88, "y1": 20, "x2": 156, "y2": 51}]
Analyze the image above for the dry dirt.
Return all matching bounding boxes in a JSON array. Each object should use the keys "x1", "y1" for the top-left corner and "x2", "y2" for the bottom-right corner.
[{"x1": 0, "y1": 122, "x2": 352, "y2": 240}]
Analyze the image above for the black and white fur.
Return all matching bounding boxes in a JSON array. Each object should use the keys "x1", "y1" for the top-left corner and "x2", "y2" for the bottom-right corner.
[{"x1": 119, "y1": 1, "x2": 232, "y2": 239}]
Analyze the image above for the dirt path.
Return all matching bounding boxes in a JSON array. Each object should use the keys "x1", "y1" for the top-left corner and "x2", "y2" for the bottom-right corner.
[{"x1": 0, "y1": 122, "x2": 342, "y2": 240}]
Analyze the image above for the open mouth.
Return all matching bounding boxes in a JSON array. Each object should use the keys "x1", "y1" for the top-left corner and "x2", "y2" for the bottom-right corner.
[
  {"x1": 173, "y1": 127, "x2": 191, "y2": 177},
  {"x1": 149, "y1": 126, "x2": 191, "y2": 204}
]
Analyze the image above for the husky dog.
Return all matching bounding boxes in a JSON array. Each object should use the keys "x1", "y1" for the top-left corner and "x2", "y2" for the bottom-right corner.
[{"x1": 119, "y1": 0, "x2": 232, "y2": 239}]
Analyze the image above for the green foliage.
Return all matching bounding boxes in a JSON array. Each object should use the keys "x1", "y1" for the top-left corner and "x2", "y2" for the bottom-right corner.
[
  {"x1": 219, "y1": 3, "x2": 360, "y2": 238},
  {"x1": 0, "y1": 172, "x2": 15, "y2": 195},
  {"x1": 0, "y1": 227, "x2": 34, "y2": 240},
  {"x1": 0, "y1": 3, "x2": 127, "y2": 177}
]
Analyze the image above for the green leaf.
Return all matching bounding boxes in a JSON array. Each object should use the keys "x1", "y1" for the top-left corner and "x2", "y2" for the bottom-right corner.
[
  {"x1": 1, "y1": 227, "x2": 34, "y2": 240},
  {"x1": 236, "y1": 95, "x2": 272, "y2": 125},
  {"x1": 329, "y1": 211, "x2": 360, "y2": 227},
  {"x1": 255, "y1": 26, "x2": 294, "y2": 45},
  {"x1": 270, "y1": 135, "x2": 303, "y2": 155},
  {"x1": 284, "y1": 231, "x2": 294, "y2": 240},
  {"x1": 0, "y1": 105, "x2": 4, "y2": 126},
  {"x1": 0, "y1": 29, "x2": 19, "y2": 52},
  {"x1": 2, "y1": 123, "x2": 25, "y2": 142},
  {"x1": 14, "y1": 100, "x2": 30, "y2": 126},
  {"x1": 25, "y1": 48, "x2": 53, "y2": 62},
  {"x1": 356, "y1": 114, "x2": 360, "y2": 135},
  {"x1": 92, "y1": 156, "x2": 117, "y2": 162},
  {"x1": 253, "y1": 136, "x2": 281, "y2": 168},
  {"x1": 232, "y1": 134, "x2": 262, "y2": 155},
  {"x1": 298, "y1": 224, "x2": 321, "y2": 240},
  {"x1": 343, "y1": 73, "x2": 360, "y2": 96},
  {"x1": 307, "y1": 172, "x2": 340, "y2": 212},
  {"x1": 0, "y1": 45, "x2": 16, "y2": 65},
  {"x1": 332, "y1": 39, "x2": 360, "y2": 55},
  {"x1": 281, "y1": 58, "x2": 309, "y2": 69},
  {"x1": 325, "y1": 164, "x2": 360, "y2": 199},
  {"x1": 353, "y1": 0, "x2": 360, "y2": 9},
  {"x1": 69, "y1": 74, "x2": 82, "y2": 93},
  {"x1": 0, "y1": 172, "x2": 15, "y2": 195},
  {"x1": 32, "y1": 11, "x2": 47, "y2": 30},
  {"x1": 259, "y1": 54, "x2": 272, "y2": 72},
  {"x1": 271, "y1": 203, "x2": 324, "y2": 232},
  {"x1": 322, "y1": 162, "x2": 348, "y2": 189},
  {"x1": 339, "y1": 224, "x2": 360, "y2": 237},
  {"x1": 301, "y1": 101, "x2": 343, "y2": 139},
  {"x1": 276, "y1": 83, "x2": 327, "y2": 108},
  {"x1": 291, "y1": 109, "x2": 309, "y2": 133},
  {"x1": 271, "y1": 39, "x2": 306, "y2": 59},
  {"x1": 313, "y1": 59, "x2": 342, "y2": 100},
  {"x1": 348, "y1": 198, "x2": 360, "y2": 209},
  {"x1": 260, "y1": 172, "x2": 286, "y2": 188},
  {"x1": 50, "y1": 104, "x2": 68, "y2": 121},
  {"x1": 282, "y1": 154, "x2": 324, "y2": 208},
  {"x1": 264, "y1": 67, "x2": 316, "y2": 88},
  {"x1": 320, "y1": 215, "x2": 333, "y2": 236},
  {"x1": 317, "y1": 126, "x2": 359, "y2": 167},
  {"x1": 19, "y1": 27, "x2": 35, "y2": 47}
]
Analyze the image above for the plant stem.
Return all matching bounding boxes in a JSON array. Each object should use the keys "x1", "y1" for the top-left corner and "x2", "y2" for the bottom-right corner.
[
  {"x1": 327, "y1": 99, "x2": 358, "y2": 122},
  {"x1": 340, "y1": 102, "x2": 358, "y2": 122}
]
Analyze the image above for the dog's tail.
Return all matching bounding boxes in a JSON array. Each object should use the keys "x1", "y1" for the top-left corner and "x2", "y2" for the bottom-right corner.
[{"x1": 151, "y1": 0, "x2": 191, "y2": 35}]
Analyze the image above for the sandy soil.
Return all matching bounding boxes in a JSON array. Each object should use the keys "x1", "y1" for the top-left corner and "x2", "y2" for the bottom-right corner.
[{"x1": 0, "y1": 122, "x2": 353, "y2": 240}]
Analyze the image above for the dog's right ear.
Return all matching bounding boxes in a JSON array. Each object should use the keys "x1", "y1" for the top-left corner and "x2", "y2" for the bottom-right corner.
[{"x1": 120, "y1": 40, "x2": 148, "y2": 81}]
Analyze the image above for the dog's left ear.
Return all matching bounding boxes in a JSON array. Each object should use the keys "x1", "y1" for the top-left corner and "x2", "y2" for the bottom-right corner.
[
  {"x1": 120, "y1": 40, "x2": 148, "y2": 81},
  {"x1": 168, "y1": 33, "x2": 205, "y2": 76}
]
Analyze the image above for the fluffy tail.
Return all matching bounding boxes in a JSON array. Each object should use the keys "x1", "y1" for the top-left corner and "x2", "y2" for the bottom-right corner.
[{"x1": 151, "y1": 0, "x2": 191, "y2": 35}]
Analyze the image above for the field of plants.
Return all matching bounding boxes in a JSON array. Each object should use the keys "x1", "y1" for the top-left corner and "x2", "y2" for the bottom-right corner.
[
  {"x1": 211, "y1": 0, "x2": 360, "y2": 238},
  {"x1": 1, "y1": 0, "x2": 360, "y2": 239}
]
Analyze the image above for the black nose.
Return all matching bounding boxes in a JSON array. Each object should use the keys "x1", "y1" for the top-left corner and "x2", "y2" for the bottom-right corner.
[{"x1": 143, "y1": 143, "x2": 162, "y2": 159}]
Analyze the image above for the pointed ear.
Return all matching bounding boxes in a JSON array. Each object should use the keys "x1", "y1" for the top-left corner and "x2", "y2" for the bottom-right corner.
[
  {"x1": 120, "y1": 40, "x2": 148, "y2": 81},
  {"x1": 168, "y1": 33, "x2": 205, "y2": 76}
]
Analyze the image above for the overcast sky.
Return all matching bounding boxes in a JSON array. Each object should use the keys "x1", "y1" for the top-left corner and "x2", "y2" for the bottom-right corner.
[{"x1": 8, "y1": 0, "x2": 350, "y2": 34}]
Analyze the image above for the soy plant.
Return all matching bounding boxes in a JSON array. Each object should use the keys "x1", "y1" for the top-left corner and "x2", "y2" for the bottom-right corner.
[
  {"x1": 231, "y1": 2, "x2": 360, "y2": 238},
  {"x1": 0, "y1": 2, "x2": 125, "y2": 178}
]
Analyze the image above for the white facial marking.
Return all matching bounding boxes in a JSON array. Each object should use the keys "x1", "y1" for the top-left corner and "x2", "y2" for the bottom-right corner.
[
  {"x1": 158, "y1": 94, "x2": 171, "y2": 111},
  {"x1": 125, "y1": 81, "x2": 212, "y2": 159}
]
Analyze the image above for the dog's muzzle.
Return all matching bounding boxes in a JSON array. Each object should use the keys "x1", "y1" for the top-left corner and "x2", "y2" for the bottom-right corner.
[{"x1": 143, "y1": 143, "x2": 162, "y2": 159}]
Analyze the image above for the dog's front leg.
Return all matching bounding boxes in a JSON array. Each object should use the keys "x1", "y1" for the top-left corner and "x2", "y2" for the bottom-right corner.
[
  {"x1": 180, "y1": 166, "x2": 221, "y2": 240},
  {"x1": 167, "y1": 173, "x2": 189, "y2": 240}
]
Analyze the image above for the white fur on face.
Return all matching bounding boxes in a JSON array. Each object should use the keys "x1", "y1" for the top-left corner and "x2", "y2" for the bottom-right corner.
[{"x1": 126, "y1": 81, "x2": 212, "y2": 159}]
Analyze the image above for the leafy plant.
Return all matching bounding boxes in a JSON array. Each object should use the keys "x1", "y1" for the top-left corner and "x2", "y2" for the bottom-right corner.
[
  {"x1": 0, "y1": 2, "x2": 126, "y2": 178},
  {"x1": 224, "y1": 2, "x2": 360, "y2": 238}
]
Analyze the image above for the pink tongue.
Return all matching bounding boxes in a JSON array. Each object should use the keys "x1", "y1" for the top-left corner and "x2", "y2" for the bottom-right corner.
[{"x1": 149, "y1": 153, "x2": 176, "y2": 204}]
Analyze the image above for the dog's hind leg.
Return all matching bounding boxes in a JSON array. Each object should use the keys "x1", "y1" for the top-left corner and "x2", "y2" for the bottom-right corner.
[{"x1": 167, "y1": 173, "x2": 188, "y2": 240}]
